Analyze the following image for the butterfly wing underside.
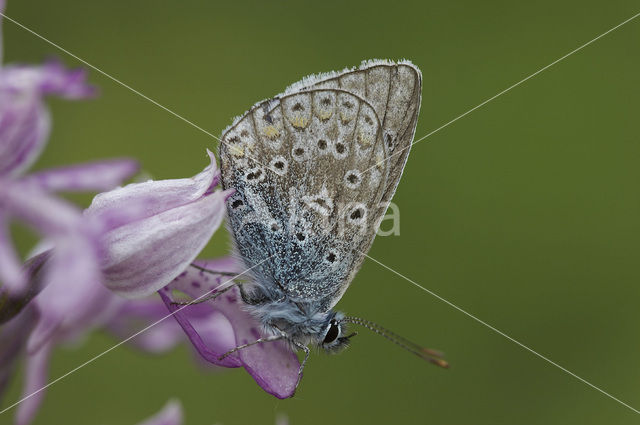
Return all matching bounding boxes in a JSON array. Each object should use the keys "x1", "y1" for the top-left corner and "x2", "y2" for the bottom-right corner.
[{"x1": 219, "y1": 61, "x2": 421, "y2": 311}]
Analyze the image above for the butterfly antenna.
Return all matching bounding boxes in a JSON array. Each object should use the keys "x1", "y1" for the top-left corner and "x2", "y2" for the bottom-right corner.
[
  {"x1": 342, "y1": 316, "x2": 449, "y2": 369},
  {"x1": 189, "y1": 263, "x2": 239, "y2": 277}
]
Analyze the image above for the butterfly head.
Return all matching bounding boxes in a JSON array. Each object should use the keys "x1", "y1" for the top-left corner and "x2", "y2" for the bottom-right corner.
[{"x1": 317, "y1": 311, "x2": 357, "y2": 353}]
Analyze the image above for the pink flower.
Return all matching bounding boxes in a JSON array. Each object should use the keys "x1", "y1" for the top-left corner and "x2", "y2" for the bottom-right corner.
[
  {"x1": 88, "y1": 151, "x2": 229, "y2": 298},
  {"x1": 4, "y1": 152, "x2": 231, "y2": 425},
  {"x1": 159, "y1": 257, "x2": 300, "y2": 399}
]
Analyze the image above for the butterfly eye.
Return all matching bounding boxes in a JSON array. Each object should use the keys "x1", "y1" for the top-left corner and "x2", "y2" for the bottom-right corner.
[{"x1": 323, "y1": 319, "x2": 340, "y2": 344}]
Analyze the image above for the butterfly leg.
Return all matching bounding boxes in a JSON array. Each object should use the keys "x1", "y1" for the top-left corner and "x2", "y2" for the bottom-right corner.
[
  {"x1": 292, "y1": 340, "x2": 310, "y2": 395},
  {"x1": 218, "y1": 333, "x2": 285, "y2": 360},
  {"x1": 189, "y1": 263, "x2": 238, "y2": 277},
  {"x1": 170, "y1": 281, "x2": 237, "y2": 306}
]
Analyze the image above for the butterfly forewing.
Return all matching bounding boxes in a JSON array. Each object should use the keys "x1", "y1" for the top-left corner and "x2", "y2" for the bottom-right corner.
[
  {"x1": 301, "y1": 62, "x2": 421, "y2": 304},
  {"x1": 302, "y1": 62, "x2": 421, "y2": 202},
  {"x1": 219, "y1": 60, "x2": 421, "y2": 311}
]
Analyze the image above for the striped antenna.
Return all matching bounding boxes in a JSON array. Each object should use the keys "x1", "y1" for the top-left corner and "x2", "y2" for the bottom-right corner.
[{"x1": 342, "y1": 316, "x2": 449, "y2": 369}]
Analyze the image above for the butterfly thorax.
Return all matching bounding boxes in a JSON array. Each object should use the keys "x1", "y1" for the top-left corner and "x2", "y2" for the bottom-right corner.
[{"x1": 241, "y1": 285, "x2": 351, "y2": 351}]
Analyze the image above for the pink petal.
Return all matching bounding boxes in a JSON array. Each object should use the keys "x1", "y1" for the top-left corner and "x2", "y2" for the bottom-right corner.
[
  {"x1": 0, "y1": 252, "x2": 51, "y2": 325},
  {"x1": 1, "y1": 183, "x2": 83, "y2": 235},
  {"x1": 86, "y1": 150, "x2": 219, "y2": 231},
  {"x1": 0, "y1": 62, "x2": 96, "y2": 99},
  {"x1": 158, "y1": 290, "x2": 241, "y2": 368},
  {"x1": 0, "y1": 60, "x2": 95, "y2": 176},
  {"x1": 107, "y1": 298, "x2": 185, "y2": 354},
  {"x1": 0, "y1": 305, "x2": 38, "y2": 399},
  {"x1": 27, "y1": 238, "x2": 121, "y2": 353},
  {"x1": 135, "y1": 400, "x2": 183, "y2": 425},
  {"x1": 0, "y1": 91, "x2": 50, "y2": 177},
  {"x1": 15, "y1": 341, "x2": 52, "y2": 425},
  {"x1": 1, "y1": 185, "x2": 106, "y2": 310},
  {"x1": 22, "y1": 159, "x2": 139, "y2": 193},
  {"x1": 160, "y1": 258, "x2": 300, "y2": 399},
  {"x1": 37, "y1": 61, "x2": 97, "y2": 99},
  {"x1": 276, "y1": 414, "x2": 290, "y2": 425},
  {"x1": 0, "y1": 210, "x2": 26, "y2": 293},
  {"x1": 101, "y1": 188, "x2": 229, "y2": 298}
]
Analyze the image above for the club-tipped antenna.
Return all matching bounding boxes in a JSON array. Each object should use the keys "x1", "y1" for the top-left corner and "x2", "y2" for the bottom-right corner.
[{"x1": 342, "y1": 316, "x2": 449, "y2": 369}]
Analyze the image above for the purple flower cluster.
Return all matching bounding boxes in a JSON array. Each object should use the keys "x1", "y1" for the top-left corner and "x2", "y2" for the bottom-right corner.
[
  {"x1": 0, "y1": 57, "x2": 138, "y2": 298},
  {"x1": 0, "y1": 1, "x2": 297, "y2": 424}
]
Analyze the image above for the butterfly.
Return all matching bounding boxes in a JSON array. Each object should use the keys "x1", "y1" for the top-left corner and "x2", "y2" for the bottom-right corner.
[{"x1": 217, "y1": 59, "x2": 446, "y2": 390}]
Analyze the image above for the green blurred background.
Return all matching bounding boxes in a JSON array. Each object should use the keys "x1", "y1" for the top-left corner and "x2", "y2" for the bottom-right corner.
[{"x1": 3, "y1": 0, "x2": 640, "y2": 424}]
